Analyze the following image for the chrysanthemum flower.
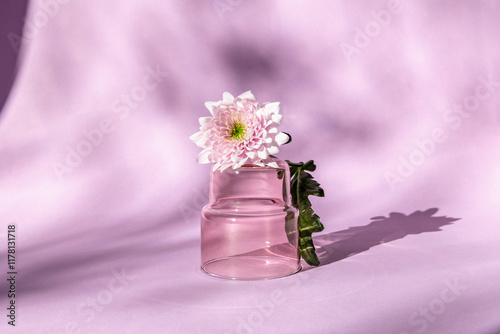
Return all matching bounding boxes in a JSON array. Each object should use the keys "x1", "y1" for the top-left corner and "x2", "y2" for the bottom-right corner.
[{"x1": 189, "y1": 91, "x2": 290, "y2": 171}]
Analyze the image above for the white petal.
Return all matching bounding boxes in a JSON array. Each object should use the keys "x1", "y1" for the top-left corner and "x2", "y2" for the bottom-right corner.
[
  {"x1": 265, "y1": 137, "x2": 273, "y2": 144},
  {"x1": 246, "y1": 151, "x2": 257, "y2": 159},
  {"x1": 254, "y1": 161, "x2": 265, "y2": 167},
  {"x1": 196, "y1": 136, "x2": 208, "y2": 147},
  {"x1": 222, "y1": 92, "x2": 234, "y2": 104},
  {"x1": 268, "y1": 127, "x2": 278, "y2": 134},
  {"x1": 271, "y1": 113, "x2": 283, "y2": 124},
  {"x1": 189, "y1": 131, "x2": 207, "y2": 147},
  {"x1": 264, "y1": 102, "x2": 280, "y2": 115},
  {"x1": 196, "y1": 150, "x2": 212, "y2": 164},
  {"x1": 255, "y1": 107, "x2": 270, "y2": 118},
  {"x1": 267, "y1": 146, "x2": 279, "y2": 155},
  {"x1": 189, "y1": 131, "x2": 203, "y2": 142},
  {"x1": 220, "y1": 163, "x2": 232, "y2": 172},
  {"x1": 199, "y1": 116, "x2": 212, "y2": 126},
  {"x1": 237, "y1": 91, "x2": 255, "y2": 101},
  {"x1": 205, "y1": 102, "x2": 218, "y2": 115},
  {"x1": 267, "y1": 162, "x2": 279, "y2": 168},
  {"x1": 275, "y1": 132, "x2": 290, "y2": 145},
  {"x1": 234, "y1": 157, "x2": 248, "y2": 169},
  {"x1": 213, "y1": 161, "x2": 222, "y2": 171},
  {"x1": 257, "y1": 147, "x2": 268, "y2": 160}
]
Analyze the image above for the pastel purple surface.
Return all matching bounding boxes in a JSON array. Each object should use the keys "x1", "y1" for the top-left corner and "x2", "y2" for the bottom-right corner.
[{"x1": 1, "y1": 0, "x2": 500, "y2": 333}]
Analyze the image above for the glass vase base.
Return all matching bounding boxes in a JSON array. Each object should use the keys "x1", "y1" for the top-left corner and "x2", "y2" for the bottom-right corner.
[{"x1": 201, "y1": 256, "x2": 301, "y2": 280}]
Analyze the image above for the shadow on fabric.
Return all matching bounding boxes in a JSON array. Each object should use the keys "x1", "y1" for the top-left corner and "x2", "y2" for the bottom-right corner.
[
  {"x1": 0, "y1": 0, "x2": 29, "y2": 113},
  {"x1": 315, "y1": 208, "x2": 459, "y2": 266}
]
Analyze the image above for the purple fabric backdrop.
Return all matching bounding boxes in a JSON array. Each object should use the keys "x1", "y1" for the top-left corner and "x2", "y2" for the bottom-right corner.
[
  {"x1": 0, "y1": 0, "x2": 29, "y2": 111},
  {"x1": 1, "y1": 0, "x2": 500, "y2": 333}
]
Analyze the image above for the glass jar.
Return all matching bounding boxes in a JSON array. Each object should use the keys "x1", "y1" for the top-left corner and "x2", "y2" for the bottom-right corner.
[{"x1": 201, "y1": 158, "x2": 300, "y2": 280}]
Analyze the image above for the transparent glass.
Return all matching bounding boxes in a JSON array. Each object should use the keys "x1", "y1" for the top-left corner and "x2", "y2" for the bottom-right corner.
[{"x1": 201, "y1": 158, "x2": 300, "y2": 280}]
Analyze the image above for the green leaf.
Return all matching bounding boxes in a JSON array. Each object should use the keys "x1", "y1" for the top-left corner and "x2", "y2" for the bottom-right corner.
[{"x1": 286, "y1": 159, "x2": 325, "y2": 266}]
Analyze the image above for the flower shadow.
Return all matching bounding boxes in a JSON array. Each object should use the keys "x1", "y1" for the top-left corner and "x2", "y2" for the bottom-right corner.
[{"x1": 314, "y1": 208, "x2": 460, "y2": 267}]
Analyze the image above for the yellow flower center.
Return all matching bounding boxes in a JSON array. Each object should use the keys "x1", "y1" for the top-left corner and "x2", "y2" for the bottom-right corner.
[{"x1": 231, "y1": 123, "x2": 245, "y2": 140}]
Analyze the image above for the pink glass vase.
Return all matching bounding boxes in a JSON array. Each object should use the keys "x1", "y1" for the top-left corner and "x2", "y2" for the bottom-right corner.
[{"x1": 201, "y1": 158, "x2": 301, "y2": 280}]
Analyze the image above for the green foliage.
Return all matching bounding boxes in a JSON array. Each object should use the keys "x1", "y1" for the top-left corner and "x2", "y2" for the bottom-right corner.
[{"x1": 286, "y1": 160, "x2": 325, "y2": 266}]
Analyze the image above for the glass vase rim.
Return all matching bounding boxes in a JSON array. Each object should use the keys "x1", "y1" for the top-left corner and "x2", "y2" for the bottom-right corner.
[{"x1": 219, "y1": 158, "x2": 287, "y2": 171}]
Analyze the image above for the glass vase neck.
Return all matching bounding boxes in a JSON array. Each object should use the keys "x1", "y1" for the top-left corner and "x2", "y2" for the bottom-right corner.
[{"x1": 209, "y1": 158, "x2": 292, "y2": 205}]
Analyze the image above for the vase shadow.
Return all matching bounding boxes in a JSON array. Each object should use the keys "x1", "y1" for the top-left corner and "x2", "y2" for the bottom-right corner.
[{"x1": 314, "y1": 208, "x2": 460, "y2": 267}]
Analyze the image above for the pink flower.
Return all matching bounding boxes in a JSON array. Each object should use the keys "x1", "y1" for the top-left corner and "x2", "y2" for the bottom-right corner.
[{"x1": 190, "y1": 91, "x2": 290, "y2": 171}]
